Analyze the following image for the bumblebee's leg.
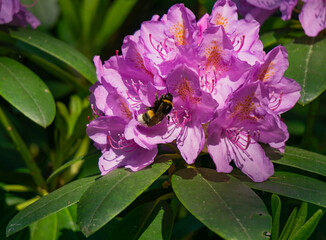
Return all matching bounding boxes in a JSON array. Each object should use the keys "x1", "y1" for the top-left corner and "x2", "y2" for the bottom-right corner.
[
  {"x1": 167, "y1": 115, "x2": 170, "y2": 124},
  {"x1": 155, "y1": 93, "x2": 158, "y2": 101}
]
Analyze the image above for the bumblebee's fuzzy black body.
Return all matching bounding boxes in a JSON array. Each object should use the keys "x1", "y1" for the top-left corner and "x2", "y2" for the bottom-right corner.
[{"x1": 137, "y1": 93, "x2": 173, "y2": 127}]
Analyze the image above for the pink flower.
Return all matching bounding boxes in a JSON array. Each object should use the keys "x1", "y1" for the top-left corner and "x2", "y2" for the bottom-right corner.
[
  {"x1": 86, "y1": 0, "x2": 300, "y2": 181},
  {"x1": 299, "y1": 0, "x2": 326, "y2": 37},
  {"x1": 207, "y1": 82, "x2": 287, "y2": 182}
]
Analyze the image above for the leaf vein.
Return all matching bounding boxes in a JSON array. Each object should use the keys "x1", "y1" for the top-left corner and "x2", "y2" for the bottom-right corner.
[
  {"x1": 302, "y1": 40, "x2": 314, "y2": 104},
  {"x1": 201, "y1": 176, "x2": 253, "y2": 240}
]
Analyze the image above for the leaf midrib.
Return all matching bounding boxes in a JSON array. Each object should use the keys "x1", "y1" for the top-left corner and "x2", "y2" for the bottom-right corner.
[
  {"x1": 199, "y1": 174, "x2": 253, "y2": 240},
  {"x1": 84, "y1": 172, "x2": 131, "y2": 232}
]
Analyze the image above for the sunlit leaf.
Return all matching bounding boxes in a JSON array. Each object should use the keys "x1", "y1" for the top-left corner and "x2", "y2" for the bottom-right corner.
[
  {"x1": 78, "y1": 160, "x2": 172, "y2": 237},
  {"x1": 6, "y1": 176, "x2": 97, "y2": 236},
  {"x1": 245, "y1": 172, "x2": 326, "y2": 208},
  {"x1": 284, "y1": 36, "x2": 326, "y2": 105},
  {"x1": 0, "y1": 57, "x2": 55, "y2": 127},
  {"x1": 172, "y1": 168, "x2": 271, "y2": 240},
  {"x1": 9, "y1": 29, "x2": 97, "y2": 84},
  {"x1": 272, "y1": 146, "x2": 326, "y2": 177},
  {"x1": 289, "y1": 209, "x2": 323, "y2": 240}
]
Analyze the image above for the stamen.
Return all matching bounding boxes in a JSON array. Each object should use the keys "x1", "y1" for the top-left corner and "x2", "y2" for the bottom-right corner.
[
  {"x1": 270, "y1": 92, "x2": 283, "y2": 111},
  {"x1": 226, "y1": 129, "x2": 251, "y2": 150},
  {"x1": 126, "y1": 90, "x2": 141, "y2": 103},
  {"x1": 149, "y1": 34, "x2": 167, "y2": 59},
  {"x1": 107, "y1": 131, "x2": 138, "y2": 152},
  {"x1": 116, "y1": 50, "x2": 119, "y2": 56},
  {"x1": 172, "y1": 109, "x2": 191, "y2": 128},
  {"x1": 234, "y1": 35, "x2": 245, "y2": 53},
  {"x1": 91, "y1": 104, "x2": 103, "y2": 118}
]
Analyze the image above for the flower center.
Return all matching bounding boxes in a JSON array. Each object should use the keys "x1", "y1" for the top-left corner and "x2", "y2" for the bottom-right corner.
[
  {"x1": 174, "y1": 77, "x2": 200, "y2": 104},
  {"x1": 229, "y1": 94, "x2": 262, "y2": 122},
  {"x1": 172, "y1": 108, "x2": 191, "y2": 128},
  {"x1": 126, "y1": 51, "x2": 153, "y2": 77}
]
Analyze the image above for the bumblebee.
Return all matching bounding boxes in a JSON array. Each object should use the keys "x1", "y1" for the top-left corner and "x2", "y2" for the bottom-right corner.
[{"x1": 137, "y1": 93, "x2": 173, "y2": 127}]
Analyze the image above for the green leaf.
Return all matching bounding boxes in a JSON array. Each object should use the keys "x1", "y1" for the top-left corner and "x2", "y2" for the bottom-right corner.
[
  {"x1": 289, "y1": 209, "x2": 323, "y2": 240},
  {"x1": 29, "y1": 213, "x2": 58, "y2": 240},
  {"x1": 284, "y1": 36, "x2": 326, "y2": 105},
  {"x1": 57, "y1": 0, "x2": 80, "y2": 40},
  {"x1": 289, "y1": 203, "x2": 307, "y2": 238},
  {"x1": 272, "y1": 146, "x2": 326, "y2": 177},
  {"x1": 77, "y1": 160, "x2": 172, "y2": 237},
  {"x1": 109, "y1": 200, "x2": 173, "y2": 240},
  {"x1": 279, "y1": 207, "x2": 297, "y2": 240},
  {"x1": 9, "y1": 29, "x2": 97, "y2": 84},
  {"x1": 46, "y1": 151, "x2": 99, "y2": 183},
  {"x1": 80, "y1": 0, "x2": 101, "y2": 41},
  {"x1": 0, "y1": 57, "x2": 55, "y2": 127},
  {"x1": 29, "y1": 206, "x2": 79, "y2": 240},
  {"x1": 6, "y1": 176, "x2": 98, "y2": 236},
  {"x1": 271, "y1": 194, "x2": 281, "y2": 240},
  {"x1": 245, "y1": 172, "x2": 326, "y2": 208},
  {"x1": 172, "y1": 168, "x2": 271, "y2": 240},
  {"x1": 94, "y1": 0, "x2": 137, "y2": 51},
  {"x1": 139, "y1": 201, "x2": 173, "y2": 240},
  {"x1": 260, "y1": 32, "x2": 278, "y2": 49}
]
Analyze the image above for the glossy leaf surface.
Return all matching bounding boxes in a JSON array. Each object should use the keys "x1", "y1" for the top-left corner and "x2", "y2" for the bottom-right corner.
[
  {"x1": 172, "y1": 168, "x2": 271, "y2": 240},
  {"x1": 272, "y1": 146, "x2": 326, "y2": 177},
  {"x1": 9, "y1": 29, "x2": 97, "y2": 84},
  {"x1": 284, "y1": 36, "x2": 326, "y2": 105},
  {"x1": 0, "y1": 57, "x2": 55, "y2": 127},
  {"x1": 245, "y1": 172, "x2": 326, "y2": 208},
  {"x1": 77, "y1": 160, "x2": 172, "y2": 237},
  {"x1": 6, "y1": 176, "x2": 97, "y2": 236}
]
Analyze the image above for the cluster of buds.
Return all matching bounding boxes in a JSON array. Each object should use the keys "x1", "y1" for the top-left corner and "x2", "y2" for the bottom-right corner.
[{"x1": 87, "y1": 0, "x2": 301, "y2": 182}]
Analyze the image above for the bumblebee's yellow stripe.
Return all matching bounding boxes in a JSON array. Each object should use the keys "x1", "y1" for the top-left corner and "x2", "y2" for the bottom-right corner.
[
  {"x1": 162, "y1": 99, "x2": 172, "y2": 105},
  {"x1": 147, "y1": 110, "x2": 155, "y2": 118}
]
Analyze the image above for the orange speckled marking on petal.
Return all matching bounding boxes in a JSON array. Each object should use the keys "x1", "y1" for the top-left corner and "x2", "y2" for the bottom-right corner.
[
  {"x1": 229, "y1": 94, "x2": 261, "y2": 122},
  {"x1": 174, "y1": 77, "x2": 200, "y2": 104},
  {"x1": 258, "y1": 61, "x2": 275, "y2": 83},
  {"x1": 204, "y1": 40, "x2": 230, "y2": 73},
  {"x1": 213, "y1": 13, "x2": 229, "y2": 31},
  {"x1": 127, "y1": 51, "x2": 153, "y2": 77},
  {"x1": 119, "y1": 99, "x2": 133, "y2": 120},
  {"x1": 170, "y1": 22, "x2": 187, "y2": 46}
]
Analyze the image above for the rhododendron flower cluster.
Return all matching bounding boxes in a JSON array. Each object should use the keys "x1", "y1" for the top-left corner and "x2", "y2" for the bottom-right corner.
[
  {"x1": 0, "y1": 0, "x2": 40, "y2": 29},
  {"x1": 87, "y1": 0, "x2": 301, "y2": 182},
  {"x1": 235, "y1": 0, "x2": 326, "y2": 37}
]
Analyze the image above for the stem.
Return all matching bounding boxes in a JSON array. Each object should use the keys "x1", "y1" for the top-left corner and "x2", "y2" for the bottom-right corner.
[
  {"x1": 0, "y1": 105, "x2": 48, "y2": 192},
  {"x1": 301, "y1": 98, "x2": 319, "y2": 149}
]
